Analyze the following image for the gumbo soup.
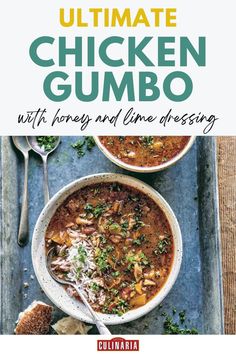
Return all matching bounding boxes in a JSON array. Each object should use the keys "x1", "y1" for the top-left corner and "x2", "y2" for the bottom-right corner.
[
  {"x1": 99, "y1": 136, "x2": 190, "y2": 167},
  {"x1": 46, "y1": 182, "x2": 174, "y2": 316}
]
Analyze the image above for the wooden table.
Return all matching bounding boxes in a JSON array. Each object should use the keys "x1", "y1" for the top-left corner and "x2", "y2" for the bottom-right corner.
[{"x1": 217, "y1": 137, "x2": 236, "y2": 334}]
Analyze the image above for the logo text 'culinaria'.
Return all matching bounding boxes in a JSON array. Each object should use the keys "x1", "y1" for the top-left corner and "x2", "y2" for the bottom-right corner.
[{"x1": 97, "y1": 337, "x2": 139, "y2": 351}]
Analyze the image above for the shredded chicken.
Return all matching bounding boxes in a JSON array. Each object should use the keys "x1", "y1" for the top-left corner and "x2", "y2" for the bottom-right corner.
[{"x1": 76, "y1": 216, "x2": 93, "y2": 225}]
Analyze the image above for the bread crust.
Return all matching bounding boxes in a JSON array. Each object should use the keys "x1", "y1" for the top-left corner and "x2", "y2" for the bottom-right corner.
[{"x1": 15, "y1": 301, "x2": 53, "y2": 335}]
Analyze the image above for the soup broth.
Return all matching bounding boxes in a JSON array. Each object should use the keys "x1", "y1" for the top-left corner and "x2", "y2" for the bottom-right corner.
[
  {"x1": 46, "y1": 182, "x2": 174, "y2": 315},
  {"x1": 99, "y1": 136, "x2": 190, "y2": 167}
]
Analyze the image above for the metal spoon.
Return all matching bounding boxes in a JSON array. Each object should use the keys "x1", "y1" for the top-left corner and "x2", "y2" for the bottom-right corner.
[
  {"x1": 47, "y1": 247, "x2": 111, "y2": 335},
  {"x1": 26, "y1": 137, "x2": 60, "y2": 205},
  {"x1": 12, "y1": 137, "x2": 31, "y2": 247}
]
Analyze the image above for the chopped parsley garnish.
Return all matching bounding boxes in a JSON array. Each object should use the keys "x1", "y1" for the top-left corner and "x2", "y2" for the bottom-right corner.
[
  {"x1": 76, "y1": 267, "x2": 82, "y2": 278},
  {"x1": 106, "y1": 138, "x2": 114, "y2": 146},
  {"x1": 132, "y1": 234, "x2": 147, "y2": 246},
  {"x1": 118, "y1": 298, "x2": 128, "y2": 307},
  {"x1": 109, "y1": 223, "x2": 120, "y2": 232},
  {"x1": 99, "y1": 234, "x2": 107, "y2": 244},
  {"x1": 158, "y1": 307, "x2": 198, "y2": 335},
  {"x1": 132, "y1": 238, "x2": 142, "y2": 246},
  {"x1": 133, "y1": 221, "x2": 145, "y2": 230},
  {"x1": 93, "y1": 204, "x2": 107, "y2": 218},
  {"x1": 106, "y1": 245, "x2": 114, "y2": 253},
  {"x1": 140, "y1": 136, "x2": 154, "y2": 147},
  {"x1": 139, "y1": 252, "x2": 149, "y2": 266},
  {"x1": 77, "y1": 245, "x2": 87, "y2": 263},
  {"x1": 128, "y1": 195, "x2": 140, "y2": 202},
  {"x1": 84, "y1": 203, "x2": 107, "y2": 218},
  {"x1": 121, "y1": 220, "x2": 129, "y2": 232},
  {"x1": 133, "y1": 216, "x2": 145, "y2": 230},
  {"x1": 126, "y1": 254, "x2": 136, "y2": 263},
  {"x1": 163, "y1": 316, "x2": 198, "y2": 335},
  {"x1": 179, "y1": 310, "x2": 186, "y2": 324},
  {"x1": 84, "y1": 203, "x2": 94, "y2": 213},
  {"x1": 90, "y1": 282, "x2": 100, "y2": 292},
  {"x1": 112, "y1": 271, "x2": 120, "y2": 277},
  {"x1": 126, "y1": 251, "x2": 149, "y2": 269},
  {"x1": 85, "y1": 136, "x2": 96, "y2": 150},
  {"x1": 93, "y1": 188, "x2": 100, "y2": 196},
  {"x1": 110, "y1": 298, "x2": 129, "y2": 316},
  {"x1": 96, "y1": 249, "x2": 110, "y2": 272},
  {"x1": 71, "y1": 136, "x2": 95, "y2": 158},
  {"x1": 110, "y1": 288, "x2": 119, "y2": 296},
  {"x1": 109, "y1": 183, "x2": 121, "y2": 192},
  {"x1": 36, "y1": 136, "x2": 57, "y2": 151},
  {"x1": 117, "y1": 299, "x2": 129, "y2": 316},
  {"x1": 71, "y1": 140, "x2": 85, "y2": 157},
  {"x1": 154, "y1": 236, "x2": 171, "y2": 255},
  {"x1": 121, "y1": 220, "x2": 129, "y2": 229},
  {"x1": 120, "y1": 281, "x2": 129, "y2": 289}
]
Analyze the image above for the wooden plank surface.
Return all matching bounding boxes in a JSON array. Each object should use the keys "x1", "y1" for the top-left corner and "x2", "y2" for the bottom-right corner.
[
  {"x1": 0, "y1": 138, "x2": 22, "y2": 334},
  {"x1": 217, "y1": 137, "x2": 236, "y2": 334}
]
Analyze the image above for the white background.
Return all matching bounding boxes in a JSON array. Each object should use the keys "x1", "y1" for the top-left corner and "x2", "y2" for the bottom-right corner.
[
  {"x1": 1, "y1": 0, "x2": 235, "y2": 135},
  {"x1": 1, "y1": 335, "x2": 235, "y2": 353}
]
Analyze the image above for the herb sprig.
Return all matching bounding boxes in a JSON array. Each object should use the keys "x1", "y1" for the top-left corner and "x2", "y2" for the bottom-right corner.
[
  {"x1": 36, "y1": 136, "x2": 57, "y2": 151},
  {"x1": 154, "y1": 235, "x2": 171, "y2": 255},
  {"x1": 84, "y1": 203, "x2": 107, "y2": 218},
  {"x1": 158, "y1": 307, "x2": 198, "y2": 335},
  {"x1": 163, "y1": 316, "x2": 198, "y2": 335},
  {"x1": 71, "y1": 137, "x2": 96, "y2": 157}
]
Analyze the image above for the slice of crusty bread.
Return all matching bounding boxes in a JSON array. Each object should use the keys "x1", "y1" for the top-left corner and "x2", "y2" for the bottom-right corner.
[{"x1": 15, "y1": 301, "x2": 53, "y2": 335}]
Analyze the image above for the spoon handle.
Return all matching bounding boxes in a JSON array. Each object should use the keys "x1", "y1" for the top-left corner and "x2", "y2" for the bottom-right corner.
[
  {"x1": 73, "y1": 285, "x2": 111, "y2": 335},
  {"x1": 18, "y1": 153, "x2": 29, "y2": 247},
  {"x1": 42, "y1": 155, "x2": 50, "y2": 204}
]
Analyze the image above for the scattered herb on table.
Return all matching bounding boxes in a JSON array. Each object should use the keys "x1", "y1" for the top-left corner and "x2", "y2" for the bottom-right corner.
[
  {"x1": 71, "y1": 136, "x2": 96, "y2": 157},
  {"x1": 158, "y1": 307, "x2": 198, "y2": 335},
  {"x1": 71, "y1": 140, "x2": 85, "y2": 157},
  {"x1": 85, "y1": 136, "x2": 96, "y2": 150},
  {"x1": 163, "y1": 316, "x2": 198, "y2": 335},
  {"x1": 179, "y1": 310, "x2": 186, "y2": 324},
  {"x1": 36, "y1": 136, "x2": 57, "y2": 151}
]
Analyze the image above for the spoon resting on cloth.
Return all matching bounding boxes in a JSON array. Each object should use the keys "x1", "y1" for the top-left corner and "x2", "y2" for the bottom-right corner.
[
  {"x1": 26, "y1": 136, "x2": 60, "y2": 205},
  {"x1": 46, "y1": 247, "x2": 111, "y2": 335},
  {"x1": 12, "y1": 136, "x2": 31, "y2": 247}
]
